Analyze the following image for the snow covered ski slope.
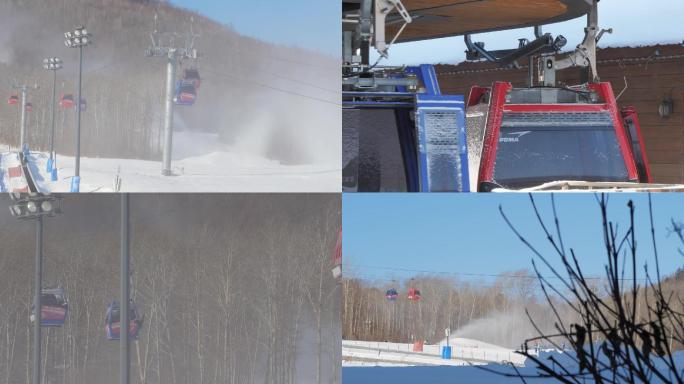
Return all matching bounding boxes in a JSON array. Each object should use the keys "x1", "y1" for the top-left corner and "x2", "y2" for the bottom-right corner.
[
  {"x1": 2, "y1": 132, "x2": 339, "y2": 192},
  {"x1": 343, "y1": 338, "x2": 526, "y2": 367}
]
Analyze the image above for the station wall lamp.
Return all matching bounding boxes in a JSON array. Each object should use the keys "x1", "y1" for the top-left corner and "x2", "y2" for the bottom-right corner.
[{"x1": 658, "y1": 97, "x2": 674, "y2": 119}]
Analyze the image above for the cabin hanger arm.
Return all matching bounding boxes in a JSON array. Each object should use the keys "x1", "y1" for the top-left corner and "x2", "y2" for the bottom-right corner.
[
  {"x1": 553, "y1": 0, "x2": 611, "y2": 81},
  {"x1": 374, "y1": 0, "x2": 413, "y2": 58}
]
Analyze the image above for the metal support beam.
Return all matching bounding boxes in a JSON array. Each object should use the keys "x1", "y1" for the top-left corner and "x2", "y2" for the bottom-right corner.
[
  {"x1": 32, "y1": 217, "x2": 43, "y2": 384},
  {"x1": 498, "y1": 34, "x2": 556, "y2": 68},
  {"x1": 465, "y1": 32, "x2": 563, "y2": 69},
  {"x1": 542, "y1": 55, "x2": 557, "y2": 87},
  {"x1": 146, "y1": 22, "x2": 200, "y2": 176},
  {"x1": 43, "y1": 57, "x2": 62, "y2": 173},
  {"x1": 74, "y1": 45, "x2": 84, "y2": 188},
  {"x1": 374, "y1": 0, "x2": 412, "y2": 58},
  {"x1": 64, "y1": 26, "x2": 91, "y2": 192},
  {"x1": 19, "y1": 87, "x2": 28, "y2": 152},
  {"x1": 162, "y1": 53, "x2": 177, "y2": 176},
  {"x1": 464, "y1": 34, "x2": 498, "y2": 63},
  {"x1": 9, "y1": 195, "x2": 61, "y2": 384},
  {"x1": 120, "y1": 194, "x2": 130, "y2": 384},
  {"x1": 49, "y1": 71, "x2": 57, "y2": 167},
  {"x1": 528, "y1": 56, "x2": 535, "y2": 87},
  {"x1": 554, "y1": 0, "x2": 605, "y2": 81}
]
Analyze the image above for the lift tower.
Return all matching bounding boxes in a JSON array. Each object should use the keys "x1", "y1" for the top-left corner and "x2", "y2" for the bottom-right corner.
[
  {"x1": 146, "y1": 15, "x2": 200, "y2": 176},
  {"x1": 12, "y1": 83, "x2": 38, "y2": 154}
]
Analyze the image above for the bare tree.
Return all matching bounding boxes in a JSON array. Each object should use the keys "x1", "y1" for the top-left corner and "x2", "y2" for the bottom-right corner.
[
  {"x1": 0, "y1": 194, "x2": 340, "y2": 384},
  {"x1": 497, "y1": 194, "x2": 684, "y2": 383}
]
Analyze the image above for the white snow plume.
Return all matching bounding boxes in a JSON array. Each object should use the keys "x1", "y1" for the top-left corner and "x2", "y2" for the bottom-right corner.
[
  {"x1": 454, "y1": 307, "x2": 572, "y2": 349},
  {"x1": 193, "y1": 52, "x2": 341, "y2": 167}
]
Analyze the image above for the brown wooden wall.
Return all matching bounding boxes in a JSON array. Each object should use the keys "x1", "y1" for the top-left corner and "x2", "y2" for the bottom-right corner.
[{"x1": 436, "y1": 44, "x2": 684, "y2": 184}]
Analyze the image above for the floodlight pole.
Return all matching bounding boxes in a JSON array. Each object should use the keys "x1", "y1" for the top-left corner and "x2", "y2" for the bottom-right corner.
[
  {"x1": 9, "y1": 195, "x2": 61, "y2": 384},
  {"x1": 50, "y1": 70, "x2": 57, "y2": 167},
  {"x1": 74, "y1": 45, "x2": 84, "y2": 190},
  {"x1": 162, "y1": 52, "x2": 178, "y2": 176},
  {"x1": 44, "y1": 57, "x2": 63, "y2": 175},
  {"x1": 64, "y1": 26, "x2": 91, "y2": 192},
  {"x1": 19, "y1": 86, "x2": 28, "y2": 153},
  {"x1": 120, "y1": 194, "x2": 130, "y2": 384},
  {"x1": 32, "y1": 216, "x2": 43, "y2": 384}
]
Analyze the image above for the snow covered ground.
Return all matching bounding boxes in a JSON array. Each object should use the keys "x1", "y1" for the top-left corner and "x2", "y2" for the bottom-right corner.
[
  {"x1": 4, "y1": 132, "x2": 340, "y2": 192},
  {"x1": 343, "y1": 338, "x2": 526, "y2": 367},
  {"x1": 344, "y1": 349, "x2": 684, "y2": 384}
]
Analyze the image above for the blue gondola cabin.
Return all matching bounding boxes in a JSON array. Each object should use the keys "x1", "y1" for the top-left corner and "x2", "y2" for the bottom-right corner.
[
  {"x1": 174, "y1": 80, "x2": 197, "y2": 106},
  {"x1": 105, "y1": 300, "x2": 142, "y2": 340},
  {"x1": 30, "y1": 287, "x2": 68, "y2": 327}
]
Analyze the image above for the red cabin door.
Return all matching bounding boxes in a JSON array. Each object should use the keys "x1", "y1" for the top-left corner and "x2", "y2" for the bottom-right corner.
[{"x1": 621, "y1": 107, "x2": 652, "y2": 183}]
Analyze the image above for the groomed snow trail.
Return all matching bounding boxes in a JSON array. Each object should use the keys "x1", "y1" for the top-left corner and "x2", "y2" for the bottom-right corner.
[
  {"x1": 9, "y1": 132, "x2": 339, "y2": 192},
  {"x1": 343, "y1": 338, "x2": 526, "y2": 368}
]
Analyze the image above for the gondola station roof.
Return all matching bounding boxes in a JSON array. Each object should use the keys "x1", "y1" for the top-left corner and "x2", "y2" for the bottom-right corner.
[{"x1": 383, "y1": 0, "x2": 592, "y2": 43}]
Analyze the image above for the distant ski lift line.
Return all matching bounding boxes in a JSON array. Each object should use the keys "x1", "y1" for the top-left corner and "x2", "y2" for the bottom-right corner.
[
  {"x1": 251, "y1": 50, "x2": 339, "y2": 72},
  {"x1": 349, "y1": 273, "x2": 555, "y2": 289},
  {"x1": 203, "y1": 68, "x2": 341, "y2": 106},
  {"x1": 347, "y1": 264, "x2": 652, "y2": 282},
  {"x1": 230, "y1": 62, "x2": 339, "y2": 94},
  {"x1": 347, "y1": 273, "x2": 649, "y2": 292}
]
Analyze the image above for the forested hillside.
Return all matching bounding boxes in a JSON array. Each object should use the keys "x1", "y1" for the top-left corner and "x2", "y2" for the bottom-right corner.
[
  {"x1": 0, "y1": 0, "x2": 339, "y2": 165},
  {"x1": 0, "y1": 194, "x2": 341, "y2": 384},
  {"x1": 343, "y1": 271, "x2": 684, "y2": 350},
  {"x1": 342, "y1": 272, "x2": 571, "y2": 348}
]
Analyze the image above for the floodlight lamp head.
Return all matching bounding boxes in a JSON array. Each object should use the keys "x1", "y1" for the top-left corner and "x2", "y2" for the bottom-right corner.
[
  {"x1": 40, "y1": 200, "x2": 53, "y2": 213},
  {"x1": 26, "y1": 201, "x2": 37, "y2": 213}
]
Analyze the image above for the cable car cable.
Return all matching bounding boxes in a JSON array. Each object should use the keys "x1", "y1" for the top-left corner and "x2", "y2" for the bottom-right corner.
[
  {"x1": 202, "y1": 68, "x2": 341, "y2": 106},
  {"x1": 227, "y1": 62, "x2": 339, "y2": 94},
  {"x1": 346, "y1": 264, "x2": 650, "y2": 282}
]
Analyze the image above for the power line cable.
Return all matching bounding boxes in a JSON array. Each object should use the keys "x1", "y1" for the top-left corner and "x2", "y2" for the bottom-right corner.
[
  {"x1": 346, "y1": 263, "x2": 651, "y2": 282},
  {"x1": 231, "y1": 46, "x2": 338, "y2": 72},
  {"x1": 203, "y1": 68, "x2": 341, "y2": 106},
  {"x1": 227, "y1": 61, "x2": 339, "y2": 94}
]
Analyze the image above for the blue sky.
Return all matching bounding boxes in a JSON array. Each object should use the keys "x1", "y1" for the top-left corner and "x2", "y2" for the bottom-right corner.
[
  {"x1": 343, "y1": 194, "x2": 684, "y2": 286},
  {"x1": 170, "y1": 0, "x2": 339, "y2": 57},
  {"x1": 377, "y1": 0, "x2": 684, "y2": 65}
]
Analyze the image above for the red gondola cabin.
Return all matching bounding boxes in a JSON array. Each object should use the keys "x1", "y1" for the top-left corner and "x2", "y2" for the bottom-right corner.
[
  {"x1": 407, "y1": 288, "x2": 421, "y2": 301},
  {"x1": 60, "y1": 93, "x2": 75, "y2": 109},
  {"x1": 466, "y1": 82, "x2": 648, "y2": 191}
]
